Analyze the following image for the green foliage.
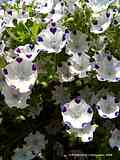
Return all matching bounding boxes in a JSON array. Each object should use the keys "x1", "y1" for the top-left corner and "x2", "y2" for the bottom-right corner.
[
  {"x1": 62, "y1": 3, "x2": 92, "y2": 33},
  {"x1": 0, "y1": 57, "x2": 6, "y2": 69},
  {"x1": 106, "y1": 26, "x2": 120, "y2": 60},
  {"x1": 3, "y1": 20, "x2": 46, "y2": 49}
]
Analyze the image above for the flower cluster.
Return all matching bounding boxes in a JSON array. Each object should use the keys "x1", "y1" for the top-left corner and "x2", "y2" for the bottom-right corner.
[{"x1": 0, "y1": 0, "x2": 120, "y2": 159}]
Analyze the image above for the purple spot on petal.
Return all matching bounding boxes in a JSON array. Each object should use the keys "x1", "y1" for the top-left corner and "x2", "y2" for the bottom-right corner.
[
  {"x1": 64, "y1": 121, "x2": 71, "y2": 130},
  {"x1": 7, "y1": 10, "x2": 12, "y2": 16},
  {"x1": 74, "y1": 96, "x2": 81, "y2": 104},
  {"x1": 106, "y1": 12, "x2": 110, "y2": 18},
  {"x1": 51, "y1": 22, "x2": 56, "y2": 27},
  {"x1": 50, "y1": 9, "x2": 55, "y2": 14},
  {"x1": 65, "y1": 29, "x2": 69, "y2": 34},
  {"x1": 107, "y1": 55, "x2": 112, "y2": 61},
  {"x1": 60, "y1": 105, "x2": 67, "y2": 112},
  {"x1": 1, "y1": 21, "x2": 6, "y2": 27},
  {"x1": 103, "y1": 114, "x2": 107, "y2": 118},
  {"x1": 99, "y1": 28, "x2": 103, "y2": 31},
  {"x1": 116, "y1": 77, "x2": 120, "y2": 81},
  {"x1": 32, "y1": 64, "x2": 37, "y2": 71},
  {"x1": 37, "y1": 49, "x2": 40, "y2": 53},
  {"x1": 88, "y1": 137, "x2": 92, "y2": 141},
  {"x1": 16, "y1": 57, "x2": 22, "y2": 63},
  {"x1": 29, "y1": 44, "x2": 34, "y2": 50},
  {"x1": 32, "y1": 150, "x2": 36, "y2": 155},
  {"x1": 50, "y1": 27, "x2": 57, "y2": 34},
  {"x1": 113, "y1": 8, "x2": 117, "y2": 12},
  {"x1": 87, "y1": 107, "x2": 93, "y2": 114},
  {"x1": 82, "y1": 123, "x2": 89, "y2": 128},
  {"x1": 44, "y1": 3, "x2": 47, "y2": 7},
  {"x1": 16, "y1": 48, "x2": 21, "y2": 53},
  {"x1": 26, "y1": 54, "x2": 32, "y2": 59},
  {"x1": 37, "y1": 36, "x2": 43, "y2": 42},
  {"x1": 102, "y1": 96, "x2": 107, "y2": 100},
  {"x1": 115, "y1": 111, "x2": 119, "y2": 116},
  {"x1": 62, "y1": 34, "x2": 66, "y2": 41},
  {"x1": 96, "y1": 105, "x2": 100, "y2": 110},
  {"x1": 22, "y1": 11, "x2": 25, "y2": 15},
  {"x1": 29, "y1": 84, "x2": 33, "y2": 90},
  {"x1": 3, "y1": 68, "x2": 8, "y2": 75},
  {"x1": 94, "y1": 64, "x2": 100, "y2": 69},
  {"x1": 114, "y1": 98, "x2": 119, "y2": 103},
  {"x1": 100, "y1": 77, "x2": 104, "y2": 80}
]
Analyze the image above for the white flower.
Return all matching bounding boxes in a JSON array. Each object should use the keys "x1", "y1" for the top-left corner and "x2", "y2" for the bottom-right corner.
[
  {"x1": 67, "y1": 51, "x2": 92, "y2": 78},
  {"x1": 0, "y1": 40, "x2": 5, "y2": 56},
  {"x1": 61, "y1": 97, "x2": 93, "y2": 129},
  {"x1": 3, "y1": 58, "x2": 38, "y2": 93},
  {"x1": 96, "y1": 95, "x2": 120, "y2": 119},
  {"x1": 65, "y1": 0, "x2": 80, "y2": 14},
  {"x1": 36, "y1": 24, "x2": 69, "y2": 53},
  {"x1": 94, "y1": 53, "x2": 120, "y2": 82},
  {"x1": 66, "y1": 31, "x2": 89, "y2": 54},
  {"x1": 90, "y1": 10, "x2": 114, "y2": 34},
  {"x1": 12, "y1": 146, "x2": 35, "y2": 160},
  {"x1": 57, "y1": 62, "x2": 75, "y2": 82},
  {"x1": 109, "y1": 128, "x2": 120, "y2": 151},
  {"x1": 67, "y1": 124, "x2": 98, "y2": 142},
  {"x1": 2, "y1": 82, "x2": 31, "y2": 108},
  {"x1": 3, "y1": 9, "x2": 29, "y2": 27},
  {"x1": 24, "y1": 131, "x2": 48, "y2": 156},
  {"x1": 45, "y1": 0, "x2": 65, "y2": 22},
  {"x1": 34, "y1": 0, "x2": 54, "y2": 14},
  {"x1": 86, "y1": 0, "x2": 116, "y2": 13},
  {"x1": 14, "y1": 44, "x2": 40, "y2": 61}
]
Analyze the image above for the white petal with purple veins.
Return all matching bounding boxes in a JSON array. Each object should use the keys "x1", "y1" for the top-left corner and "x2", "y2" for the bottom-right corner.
[
  {"x1": 96, "y1": 95, "x2": 120, "y2": 119},
  {"x1": 3, "y1": 59, "x2": 38, "y2": 93},
  {"x1": 94, "y1": 53, "x2": 120, "y2": 82},
  {"x1": 61, "y1": 97, "x2": 93, "y2": 129},
  {"x1": 37, "y1": 26, "x2": 69, "y2": 53},
  {"x1": 14, "y1": 44, "x2": 40, "y2": 61}
]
